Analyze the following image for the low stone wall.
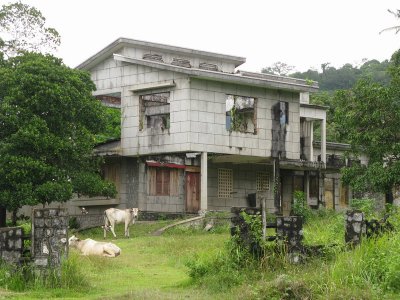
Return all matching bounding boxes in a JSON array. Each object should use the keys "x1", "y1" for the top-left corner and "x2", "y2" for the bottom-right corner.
[
  {"x1": 71, "y1": 214, "x2": 104, "y2": 230},
  {"x1": 0, "y1": 227, "x2": 23, "y2": 264}
]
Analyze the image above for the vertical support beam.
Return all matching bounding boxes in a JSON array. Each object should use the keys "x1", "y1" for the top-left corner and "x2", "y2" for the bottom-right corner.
[
  {"x1": 309, "y1": 121, "x2": 314, "y2": 161},
  {"x1": 200, "y1": 152, "x2": 208, "y2": 212},
  {"x1": 321, "y1": 118, "x2": 326, "y2": 163},
  {"x1": 305, "y1": 171, "x2": 310, "y2": 206},
  {"x1": 273, "y1": 158, "x2": 281, "y2": 214}
]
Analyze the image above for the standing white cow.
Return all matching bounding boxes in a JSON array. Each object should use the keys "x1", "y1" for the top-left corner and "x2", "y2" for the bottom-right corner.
[
  {"x1": 103, "y1": 208, "x2": 139, "y2": 238},
  {"x1": 68, "y1": 235, "x2": 121, "y2": 257}
]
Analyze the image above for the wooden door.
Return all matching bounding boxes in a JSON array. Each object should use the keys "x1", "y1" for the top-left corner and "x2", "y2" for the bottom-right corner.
[
  {"x1": 186, "y1": 172, "x2": 200, "y2": 213},
  {"x1": 324, "y1": 178, "x2": 334, "y2": 209}
]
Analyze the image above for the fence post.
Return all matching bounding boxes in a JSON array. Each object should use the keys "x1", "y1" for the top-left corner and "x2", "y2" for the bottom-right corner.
[
  {"x1": 276, "y1": 216, "x2": 303, "y2": 263},
  {"x1": 230, "y1": 207, "x2": 262, "y2": 256},
  {"x1": 345, "y1": 210, "x2": 364, "y2": 246},
  {"x1": 32, "y1": 208, "x2": 68, "y2": 277}
]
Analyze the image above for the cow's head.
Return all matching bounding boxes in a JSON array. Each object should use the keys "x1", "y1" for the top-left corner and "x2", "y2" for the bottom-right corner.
[
  {"x1": 102, "y1": 225, "x2": 112, "y2": 231},
  {"x1": 130, "y1": 208, "x2": 139, "y2": 219},
  {"x1": 68, "y1": 235, "x2": 80, "y2": 247}
]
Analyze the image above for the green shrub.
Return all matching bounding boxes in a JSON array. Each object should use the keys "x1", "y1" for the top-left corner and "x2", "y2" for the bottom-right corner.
[
  {"x1": 350, "y1": 198, "x2": 377, "y2": 218},
  {"x1": 292, "y1": 191, "x2": 312, "y2": 222}
]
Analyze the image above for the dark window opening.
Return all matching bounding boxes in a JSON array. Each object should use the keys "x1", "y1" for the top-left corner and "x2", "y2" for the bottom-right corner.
[
  {"x1": 140, "y1": 92, "x2": 170, "y2": 132},
  {"x1": 279, "y1": 101, "x2": 289, "y2": 126},
  {"x1": 225, "y1": 95, "x2": 256, "y2": 134}
]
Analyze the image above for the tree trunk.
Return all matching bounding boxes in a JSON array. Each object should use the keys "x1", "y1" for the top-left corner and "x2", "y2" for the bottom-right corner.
[
  {"x1": 0, "y1": 206, "x2": 6, "y2": 227},
  {"x1": 12, "y1": 209, "x2": 18, "y2": 226}
]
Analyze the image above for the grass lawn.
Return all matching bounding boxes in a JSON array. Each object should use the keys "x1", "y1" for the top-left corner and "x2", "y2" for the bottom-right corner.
[
  {"x1": 4, "y1": 220, "x2": 232, "y2": 300},
  {"x1": 3, "y1": 209, "x2": 400, "y2": 299}
]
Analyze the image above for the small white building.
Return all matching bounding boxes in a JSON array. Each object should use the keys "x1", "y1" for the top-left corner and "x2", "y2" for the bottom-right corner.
[{"x1": 68, "y1": 37, "x2": 355, "y2": 216}]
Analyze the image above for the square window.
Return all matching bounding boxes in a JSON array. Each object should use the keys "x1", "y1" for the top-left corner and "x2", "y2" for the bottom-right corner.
[
  {"x1": 225, "y1": 95, "x2": 256, "y2": 133},
  {"x1": 256, "y1": 172, "x2": 270, "y2": 191},
  {"x1": 218, "y1": 168, "x2": 233, "y2": 198}
]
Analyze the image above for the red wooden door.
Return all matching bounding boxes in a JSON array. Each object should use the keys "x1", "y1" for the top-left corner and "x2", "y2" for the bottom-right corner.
[{"x1": 186, "y1": 172, "x2": 200, "y2": 213}]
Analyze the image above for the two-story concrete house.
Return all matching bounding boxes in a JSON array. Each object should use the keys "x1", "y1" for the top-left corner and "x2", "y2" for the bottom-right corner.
[{"x1": 72, "y1": 37, "x2": 352, "y2": 216}]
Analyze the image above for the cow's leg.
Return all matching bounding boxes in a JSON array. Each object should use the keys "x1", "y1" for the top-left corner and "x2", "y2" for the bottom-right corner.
[
  {"x1": 103, "y1": 245, "x2": 118, "y2": 257},
  {"x1": 110, "y1": 222, "x2": 117, "y2": 238},
  {"x1": 104, "y1": 218, "x2": 108, "y2": 239},
  {"x1": 125, "y1": 222, "x2": 130, "y2": 238}
]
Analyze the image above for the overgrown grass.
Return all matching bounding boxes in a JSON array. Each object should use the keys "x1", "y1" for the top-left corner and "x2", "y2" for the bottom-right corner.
[
  {"x1": 2, "y1": 210, "x2": 400, "y2": 299},
  {"x1": 185, "y1": 208, "x2": 400, "y2": 299}
]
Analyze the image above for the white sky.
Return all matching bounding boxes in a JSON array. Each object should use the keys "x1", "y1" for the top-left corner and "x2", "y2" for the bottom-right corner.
[{"x1": 3, "y1": 0, "x2": 400, "y2": 72}]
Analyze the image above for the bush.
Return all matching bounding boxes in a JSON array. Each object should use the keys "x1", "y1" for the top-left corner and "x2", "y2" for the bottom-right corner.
[
  {"x1": 350, "y1": 198, "x2": 377, "y2": 218},
  {"x1": 292, "y1": 191, "x2": 312, "y2": 222}
]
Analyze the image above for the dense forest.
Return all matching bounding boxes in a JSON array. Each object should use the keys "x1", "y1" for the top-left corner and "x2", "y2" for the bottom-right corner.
[
  {"x1": 291, "y1": 59, "x2": 390, "y2": 91},
  {"x1": 261, "y1": 59, "x2": 392, "y2": 143}
]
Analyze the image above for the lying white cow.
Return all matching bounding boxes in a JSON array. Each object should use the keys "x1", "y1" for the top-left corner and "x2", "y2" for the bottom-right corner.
[
  {"x1": 68, "y1": 235, "x2": 121, "y2": 257},
  {"x1": 103, "y1": 208, "x2": 139, "y2": 238}
]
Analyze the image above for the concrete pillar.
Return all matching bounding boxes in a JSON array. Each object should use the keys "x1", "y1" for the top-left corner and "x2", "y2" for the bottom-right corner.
[
  {"x1": 200, "y1": 152, "x2": 208, "y2": 211},
  {"x1": 321, "y1": 118, "x2": 326, "y2": 163},
  {"x1": 309, "y1": 121, "x2": 314, "y2": 161},
  {"x1": 305, "y1": 172, "x2": 310, "y2": 205},
  {"x1": 276, "y1": 216, "x2": 304, "y2": 263},
  {"x1": 345, "y1": 210, "x2": 364, "y2": 247}
]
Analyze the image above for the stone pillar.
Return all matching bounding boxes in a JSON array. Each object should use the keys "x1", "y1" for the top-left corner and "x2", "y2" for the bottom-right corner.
[
  {"x1": 200, "y1": 151, "x2": 208, "y2": 212},
  {"x1": 230, "y1": 207, "x2": 262, "y2": 256},
  {"x1": 0, "y1": 227, "x2": 23, "y2": 265},
  {"x1": 32, "y1": 208, "x2": 68, "y2": 275},
  {"x1": 276, "y1": 216, "x2": 303, "y2": 263},
  {"x1": 345, "y1": 210, "x2": 364, "y2": 246}
]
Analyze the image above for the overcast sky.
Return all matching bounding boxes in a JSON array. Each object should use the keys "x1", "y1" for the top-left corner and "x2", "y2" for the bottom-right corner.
[{"x1": 4, "y1": 0, "x2": 400, "y2": 72}]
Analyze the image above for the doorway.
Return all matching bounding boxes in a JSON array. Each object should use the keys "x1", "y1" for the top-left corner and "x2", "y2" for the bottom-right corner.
[{"x1": 186, "y1": 172, "x2": 200, "y2": 213}]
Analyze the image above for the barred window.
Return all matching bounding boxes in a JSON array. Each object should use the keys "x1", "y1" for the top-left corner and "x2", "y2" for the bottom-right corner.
[
  {"x1": 218, "y1": 168, "x2": 233, "y2": 198},
  {"x1": 256, "y1": 172, "x2": 270, "y2": 191}
]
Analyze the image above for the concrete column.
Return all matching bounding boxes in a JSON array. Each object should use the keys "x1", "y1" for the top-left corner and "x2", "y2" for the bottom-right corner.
[
  {"x1": 305, "y1": 172, "x2": 310, "y2": 205},
  {"x1": 321, "y1": 118, "x2": 326, "y2": 163},
  {"x1": 200, "y1": 152, "x2": 208, "y2": 211},
  {"x1": 309, "y1": 121, "x2": 314, "y2": 161}
]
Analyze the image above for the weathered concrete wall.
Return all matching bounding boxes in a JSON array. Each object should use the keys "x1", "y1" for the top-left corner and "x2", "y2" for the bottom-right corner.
[
  {"x1": 189, "y1": 79, "x2": 300, "y2": 160},
  {"x1": 0, "y1": 227, "x2": 23, "y2": 264},
  {"x1": 71, "y1": 214, "x2": 104, "y2": 230},
  {"x1": 208, "y1": 163, "x2": 274, "y2": 212},
  {"x1": 32, "y1": 208, "x2": 68, "y2": 270},
  {"x1": 136, "y1": 157, "x2": 186, "y2": 213}
]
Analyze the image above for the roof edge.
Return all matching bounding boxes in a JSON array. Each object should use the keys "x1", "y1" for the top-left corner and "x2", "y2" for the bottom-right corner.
[{"x1": 76, "y1": 37, "x2": 246, "y2": 70}]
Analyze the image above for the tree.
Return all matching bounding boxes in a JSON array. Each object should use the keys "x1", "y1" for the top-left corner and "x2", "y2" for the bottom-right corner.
[
  {"x1": 333, "y1": 50, "x2": 400, "y2": 201},
  {"x1": 261, "y1": 61, "x2": 295, "y2": 76},
  {"x1": 0, "y1": 53, "x2": 116, "y2": 225},
  {"x1": 0, "y1": 1, "x2": 60, "y2": 57},
  {"x1": 380, "y1": 9, "x2": 400, "y2": 34}
]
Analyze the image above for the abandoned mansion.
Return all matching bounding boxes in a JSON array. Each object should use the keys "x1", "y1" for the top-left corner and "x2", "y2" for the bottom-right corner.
[{"x1": 66, "y1": 37, "x2": 361, "y2": 216}]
